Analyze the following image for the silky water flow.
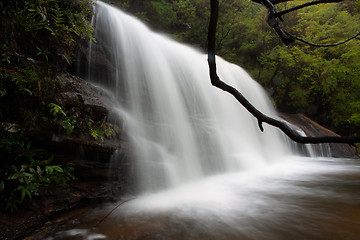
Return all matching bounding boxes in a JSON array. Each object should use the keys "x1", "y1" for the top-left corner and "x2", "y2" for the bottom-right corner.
[
  {"x1": 47, "y1": 2, "x2": 360, "y2": 240},
  {"x1": 91, "y1": 1, "x2": 295, "y2": 192}
]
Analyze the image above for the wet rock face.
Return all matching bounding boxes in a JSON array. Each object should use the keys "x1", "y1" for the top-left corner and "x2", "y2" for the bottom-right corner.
[
  {"x1": 280, "y1": 113, "x2": 359, "y2": 158},
  {"x1": 0, "y1": 73, "x2": 134, "y2": 240},
  {"x1": 57, "y1": 72, "x2": 115, "y2": 118},
  {"x1": 42, "y1": 72, "x2": 133, "y2": 192},
  {"x1": 69, "y1": 37, "x2": 117, "y2": 90}
]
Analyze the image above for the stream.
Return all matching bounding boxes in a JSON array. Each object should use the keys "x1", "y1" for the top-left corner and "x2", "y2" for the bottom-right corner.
[{"x1": 31, "y1": 156, "x2": 360, "y2": 240}]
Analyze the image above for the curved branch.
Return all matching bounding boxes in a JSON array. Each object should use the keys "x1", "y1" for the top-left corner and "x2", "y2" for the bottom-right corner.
[
  {"x1": 285, "y1": 30, "x2": 360, "y2": 47},
  {"x1": 207, "y1": 0, "x2": 360, "y2": 144},
  {"x1": 254, "y1": 0, "x2": 358, "y2": 47},
  {"x1": 270, "y1": 0, "x2": 295, "y2": 4},
  {"x1": 275, "y1": 0, "x2": 344, "y2": 18},
  {"x1": 252, "y1": 0, "x2": 295, "y2": 6}
]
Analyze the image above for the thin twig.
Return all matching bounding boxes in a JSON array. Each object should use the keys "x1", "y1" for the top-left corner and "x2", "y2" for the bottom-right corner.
[
  {"x1": 276, "y1": 0, "x2": 344, "y2": 17},
  {"x1": 285, "y1": 30, "x2": 360, "y2": 47},
  {"x1": 93, "y1": 197, "x2": 136, "y2": 228},
  {"x1": 0, "y1": 125, "x2": 14, "y2": 138},
  {"x1": 270, "y1": 0, "x2": 295, "y2": 4}
]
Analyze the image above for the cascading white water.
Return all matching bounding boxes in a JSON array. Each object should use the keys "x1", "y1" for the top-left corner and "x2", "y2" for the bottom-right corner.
[
  {"x1": 89, "y1": 2, "x2": 320, "y2": 192},
  {"x1": 44, "y1": 2, "x2": 360, "y2": 240}
]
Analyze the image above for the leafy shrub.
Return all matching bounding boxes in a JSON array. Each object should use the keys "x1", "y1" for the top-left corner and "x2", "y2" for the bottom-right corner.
[
  {"x1": 0, "y1": 0, "x2": 94, "y2": 130},
  {"x1": 0, "y1": 0, "x2": 94, "y2": 73},
  {"x1": 87, "y1": 118, "x2": 120, "y2": 141},
  {"x1": 49, "y1": 103, "x2": 77, "y2": 135},
  {"x1": 0, "y1": 140, "x2": 75, "y2": 212}
]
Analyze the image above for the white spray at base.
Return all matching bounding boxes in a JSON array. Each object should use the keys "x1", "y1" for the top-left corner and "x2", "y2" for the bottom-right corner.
[{"x1": 89, "y1": 2, "x2": 327, "y2": 193}]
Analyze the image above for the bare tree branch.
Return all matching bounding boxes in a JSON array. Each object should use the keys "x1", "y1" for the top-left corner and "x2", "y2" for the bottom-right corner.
[
  {"x1": 275, "y1": 0, "x2": 344, "y2": 17},
  {"x1": 270, "y1": 0, "x2": 294, "y2": 4},
  {"x1": 252, "y1": 0, "x2": 359, "y2": 47},
  {"x1": 207, "y1": 0, "x2": 360, "y2": 144},
  {"x1": 252, "y1": 0, "x2": 295, "y2": 45},
  {"x1": 285, "y1": 30, "x2": 360, "y2": 47},
  {"x1": 252, "y1": 0, "x2": 294, "y2": 6}
]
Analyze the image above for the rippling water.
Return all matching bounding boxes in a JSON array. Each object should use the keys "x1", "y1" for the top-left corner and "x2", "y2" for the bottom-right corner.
[{"x1": 44, "y1": 156, "x2": 360, "y2": 240}]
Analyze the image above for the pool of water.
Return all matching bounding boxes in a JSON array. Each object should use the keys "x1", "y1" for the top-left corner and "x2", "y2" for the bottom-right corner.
[{"x1": 37, "y1": 156, "x2": 360, "y2": 240}]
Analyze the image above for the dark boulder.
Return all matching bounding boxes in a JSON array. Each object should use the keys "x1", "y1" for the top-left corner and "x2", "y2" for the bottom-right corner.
[{"x1": 280, "y1": 113, "x2": 358, "y2": 158}]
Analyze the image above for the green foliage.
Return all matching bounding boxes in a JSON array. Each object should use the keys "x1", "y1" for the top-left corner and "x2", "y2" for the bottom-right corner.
[
  {"x1": 87, "y1": 118, "x2": 120, "y2": 141},
  {"x1": 1, "y1": 0, "x2": 94, "y2": 70},
  {"x1": 49, "y1": 103, "x2": 76, "y2": 135},
  {"x1": 150, "y1": 0, "x2": 177, "y2": 30},
  {"x1": 49, "y1": 103, "x2": 66, "y2": 117},
  {"x1": 47, "y1": 103, "x2": 120, "y2": 140},
  {"x1": 0, "y1": 0, "x2": 94, "y2": 132},
  {"x1": 0, "y1": 139, "x2": 75, "y2": 212},
  {"x1": 0, "y1": 130, "x2": 25, "y2": 153},
  {"x1": 254, "y1": 2, "x2": 360, "y2": 135}
]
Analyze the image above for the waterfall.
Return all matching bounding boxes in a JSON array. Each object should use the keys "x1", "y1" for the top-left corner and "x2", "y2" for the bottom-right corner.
[
  {"x1": 42, "y1": 3, "x2": 360, "y2": 239},
  {"x1": 88, "y1": 2, "x2": 305, "y2": 193}
]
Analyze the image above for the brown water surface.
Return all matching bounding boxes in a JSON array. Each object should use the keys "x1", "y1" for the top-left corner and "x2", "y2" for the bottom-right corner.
[{"x1": 29, "y1": 157, "x2": 360, "y2": 240}]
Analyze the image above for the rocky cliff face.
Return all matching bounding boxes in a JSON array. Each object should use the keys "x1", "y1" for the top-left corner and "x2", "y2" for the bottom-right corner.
[
  {"x1": 0, "y1": 73, "x2": 134, "y2": 240},
  {"x1": 280, "y1": 113, "x2": 358, "y2": 158}
]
